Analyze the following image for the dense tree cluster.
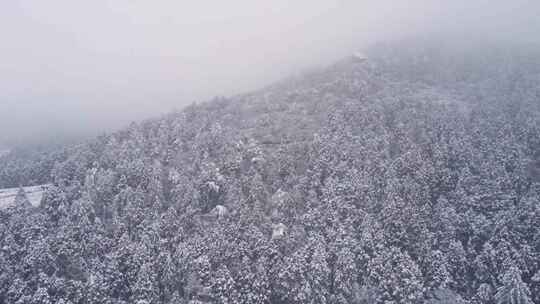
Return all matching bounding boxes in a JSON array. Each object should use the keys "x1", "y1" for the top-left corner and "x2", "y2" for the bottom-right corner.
[
  {"x1": 0, "y1": 145, "x2": 68, "y2": 188},
  {"x1": 1, "y1": 41, "x2": 540, "y2": 303}
]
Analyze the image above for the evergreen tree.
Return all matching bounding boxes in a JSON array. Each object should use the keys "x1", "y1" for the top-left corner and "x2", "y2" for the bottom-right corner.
[{"x1": 494, "y1": 265, "x2": 533, "y2": 304}]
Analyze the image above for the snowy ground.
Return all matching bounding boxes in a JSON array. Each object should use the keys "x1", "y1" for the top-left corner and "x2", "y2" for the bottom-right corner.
[{"x1": 0, "y1": 184, "x2": 49, "y2": 209}]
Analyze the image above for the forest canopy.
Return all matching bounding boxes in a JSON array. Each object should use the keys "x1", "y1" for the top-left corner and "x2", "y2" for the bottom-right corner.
[{"x1": 1, "y1": 41, "x2": 540, "y2": 304}]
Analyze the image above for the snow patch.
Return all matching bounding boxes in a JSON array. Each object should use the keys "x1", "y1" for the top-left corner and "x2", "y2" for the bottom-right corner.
[
  {"x1": 271, "y1": 223, "x2": 287, "y2": 240},
  {"x1": 0, "y1": 184, "x2": 49, "y2": 209},
  {"x1": 211, "y1": 205, "x2": 228, "y2": 219}
]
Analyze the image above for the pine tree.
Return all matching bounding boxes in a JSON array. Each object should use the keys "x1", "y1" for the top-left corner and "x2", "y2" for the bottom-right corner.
[
  {"x1": 210, "y1": 264, "x2": 236, "y2": 304},
  {"x1": 368, "y1": 247, "x2": 424, "y2": 304},
  {"x1": 331, "y1": 246, "x2": 358, "y2": 303},
  {"x1": 494, "y1": 265, "x2": 533, "y2": 304},
  {"x1": 86, "y1": 273, "x2": 110, "y2": 304},
  {"x1": 31, "y1": 287, "x2": 52, "y2": 304},
  {"x1": 531, "y1": 270, "x2": 540, "y2": 304},
  {"x1": 308, "y1": 237, "x2": 330, "y2": 304},
  {"x1": 132, "y1": 263, "x2": 158, "y2": 304}
]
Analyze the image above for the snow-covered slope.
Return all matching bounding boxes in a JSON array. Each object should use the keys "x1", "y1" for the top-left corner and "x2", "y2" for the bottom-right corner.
[{"x1": 0, "y1": 184, "x2": 49, "y2": 209}]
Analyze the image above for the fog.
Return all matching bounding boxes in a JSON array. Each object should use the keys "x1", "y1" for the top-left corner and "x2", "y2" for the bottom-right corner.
[{"x1": 1, "y1": 0, "x2": 539, "y2": 147}]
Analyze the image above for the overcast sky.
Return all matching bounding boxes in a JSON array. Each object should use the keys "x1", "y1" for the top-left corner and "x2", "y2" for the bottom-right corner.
[{"x1": 1, "y1": 0, "x2": 539, "y2": 146}]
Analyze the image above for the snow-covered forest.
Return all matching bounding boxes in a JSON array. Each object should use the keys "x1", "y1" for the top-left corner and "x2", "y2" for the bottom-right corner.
[{"x1": 1, "y1": 41, "x2": 540, "y2": 304}]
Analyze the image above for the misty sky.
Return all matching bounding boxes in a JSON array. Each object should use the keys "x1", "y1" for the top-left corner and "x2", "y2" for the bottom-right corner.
[{"x1": 1, "y1": 0, "x2": 539, "y2": 146}]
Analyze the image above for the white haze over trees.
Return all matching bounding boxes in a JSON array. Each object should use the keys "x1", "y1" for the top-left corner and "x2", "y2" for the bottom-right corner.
[{"x1": 1, "y1": 0, "x2": 539, "y2": 146}]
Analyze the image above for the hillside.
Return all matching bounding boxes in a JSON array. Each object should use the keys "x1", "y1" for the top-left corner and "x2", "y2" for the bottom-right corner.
[{"x1": 1, "y1": 42, "x2": 540, "y2": 304}]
